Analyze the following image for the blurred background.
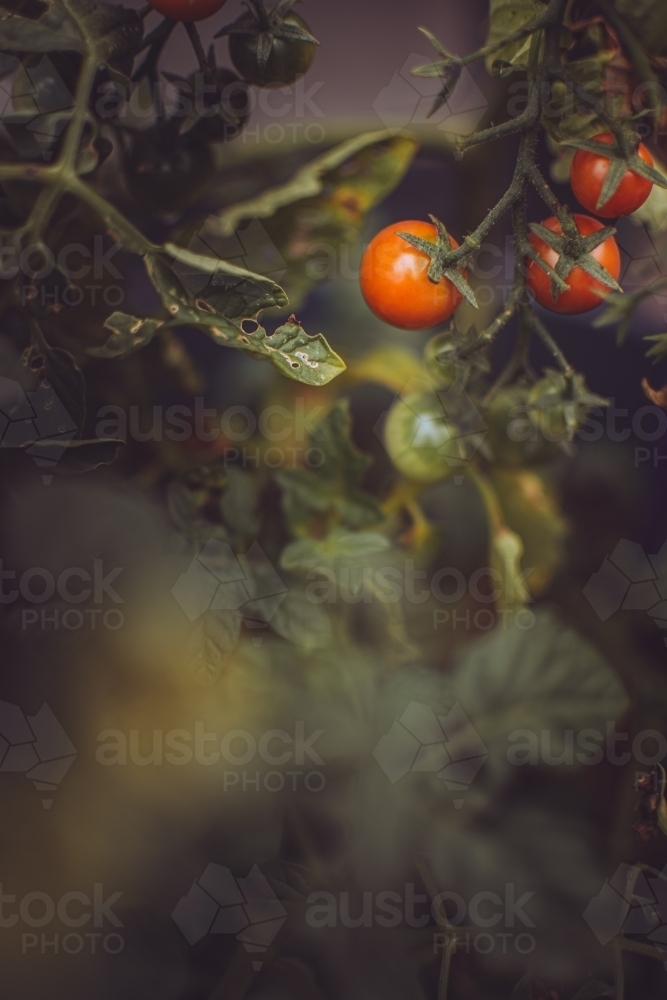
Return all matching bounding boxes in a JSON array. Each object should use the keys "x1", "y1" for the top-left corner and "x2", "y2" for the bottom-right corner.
[{"x1": 1, "y1": 1, "x2": 667, "y2": 998}]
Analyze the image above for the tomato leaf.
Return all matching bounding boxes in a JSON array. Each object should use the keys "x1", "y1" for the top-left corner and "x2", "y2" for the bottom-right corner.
[
  {"x1": 276, "y1": 400, "x2": 384, "y2": 533},
  {"x1": 178, "y1": 130, "x2": 418, "y2": 310},
  {"x1": 484, "y1": 0, "x2": 542, "y2": 74},
  {"x1": 452, "y1": 607, "x2": 629, "y2": 771}
]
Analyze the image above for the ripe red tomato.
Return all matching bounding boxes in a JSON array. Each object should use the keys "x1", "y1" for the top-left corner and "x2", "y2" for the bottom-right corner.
[
  {"x1": 149, "y1": 0, "x2": 228, "y2": 23},
  {"x1": 360, "y1": 220, "x2": 464, "y2": 331},
  {"x1": 570, "y1": 132, "x2": 654, "y2": 217},
  {"x1": 525, "y1": 214, "x2": 621, "y2": 314}
]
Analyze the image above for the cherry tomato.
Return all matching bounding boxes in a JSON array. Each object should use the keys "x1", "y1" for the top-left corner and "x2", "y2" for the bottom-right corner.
[
  {"x1": 525, "y1": 214, "x2": 621, "y2": 314},
  {"x1": 229, "y1": 12, "x2": 316, "y2": 87},
  {"x1": 570, "y1": 132, "x2": 654, "y2": 218},
  {"x1": 384, "y1": 390, "x2": 465, "y2": 482},
  {"x1": 360, "y1": 221, "x2": 465, "y2": 331},
  {"x1": 485, "y1": 386, "x2": 558, "y2": 467},
  {"x1": 149, "y1": 0, "x2": 228, "y2": 22}
]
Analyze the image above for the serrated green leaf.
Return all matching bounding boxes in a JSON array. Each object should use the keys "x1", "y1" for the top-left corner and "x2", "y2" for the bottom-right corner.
[{"x1": 246, "y1": 318, "x2": 346, "y2": 387}]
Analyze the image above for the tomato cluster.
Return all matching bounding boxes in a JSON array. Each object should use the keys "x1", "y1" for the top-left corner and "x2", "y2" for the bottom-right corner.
[
  {"x1": 129, "y1": 1, "x2": 318, "y2": 211},
  {"x1": 360, "y1": 132, "x2": 657, "y2": 328}
]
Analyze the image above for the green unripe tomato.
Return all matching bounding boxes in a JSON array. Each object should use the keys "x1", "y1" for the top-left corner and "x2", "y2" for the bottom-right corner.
[
  {"x1": 424, "y1": 333, "x2": 458, "y2": 389},
  {"x1": 485, "y1": 386, "x2": 558, "y2": 468},
  {"x1": 527, "y1": 373, "x2": 587, "y2": 444},
  {"x1": 384, "y1": 390, "x2": 465, "y2": 483},
  {"x1": 230, "y1": 11, "x2": 316, "y2": 87}
]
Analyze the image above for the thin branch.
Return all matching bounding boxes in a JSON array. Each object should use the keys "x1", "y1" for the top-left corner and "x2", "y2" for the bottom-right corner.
[{"x1": 526, "y1": 307, "x2": 575, "y2": 378}]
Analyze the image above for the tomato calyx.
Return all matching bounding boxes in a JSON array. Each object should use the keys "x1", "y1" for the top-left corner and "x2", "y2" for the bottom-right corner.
[
  {"x1": 397, "y1": 215, "x2": 478, "y2": 308},
  {"x1": 527, "y1": 210, "x2": 621, "y2": 303},
  {"x1": 425, "y1": 327, "x2": 489, "y2": 389},
  {"x1": 164, "y1": 53, "x2": 248, "y2": 139},
  {"x1": 214, "y1": 0, "x2": 319, "y2": 70},
  {"x1": 528, "y1": 369, "x2": 607, "y2": 445},
  {"x1": 563, "y1": 129, "x2": 667, "y2": 211}
]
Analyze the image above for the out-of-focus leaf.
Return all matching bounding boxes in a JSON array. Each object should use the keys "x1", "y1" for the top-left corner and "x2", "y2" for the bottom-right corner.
[
  {"x1": 25, "y1": 341, "x2": 85, "y2": 434},
  {"x1": 181, "y1": 130, "x2": 418, "y2": 309},
  {"x1": 185, "y1": 609, "x2": 241, "y2": 685},
  {"x1": 484, "y1": 0, "x2": 542, "y2": 74},
  {"x1": 281, "y1": 529, "x2": 389, "y2": 573},
  {"x1": 26, "y1": 436, "x2": 123, "y2": 472},
  {"x1": 269, "y1": 589, "x2": 332, "y2": 649},
  {"x1": 613, "y1": 0, "x2": 667, "y2": 56},
  {"x1": 0, "y1": 0, "x2": 143, "y2": 77},
  {"x1": 645, "y1": 333, "x2": 667, "y2": 363},
  {"x1": 452, "y1": 607, "x2": 629, "y2": 770},
  {"x1": 167, "y1": 481, "x2": 200, "y2": 532},
  {"x1": 346, "y1": 346, "x2": 428, "y2": 395},
  {"x1": 220, "y1": 467, "x2": 261, "y2": 537},
  {"x1": 491, "y1": 468, "x2": 567, "y2": 598},
  {"x1": 276, "y1": 401, "x2": 384, "y2": 533}
]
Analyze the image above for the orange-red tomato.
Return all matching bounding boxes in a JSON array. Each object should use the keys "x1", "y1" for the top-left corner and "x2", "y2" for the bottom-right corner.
[
  {"x1": 570, "y1": 132, "x2": 654, "y2": 218},
  {"x1": 149, "y1": 0, "x2": 228, "y2": 22},
  {"x1": 526, "y1": 214, "x2": 621, "y2": 314},
  {"x1": 360, "y1": 220, "x2": 464, "y2": 331}
]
